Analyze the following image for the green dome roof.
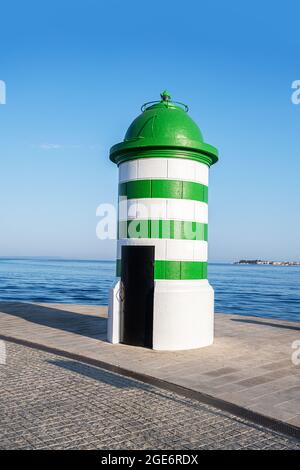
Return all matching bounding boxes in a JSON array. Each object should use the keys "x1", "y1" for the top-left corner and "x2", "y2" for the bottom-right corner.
[{"x1": 110, "y1": 93, "x2": 218, "y2": 166}]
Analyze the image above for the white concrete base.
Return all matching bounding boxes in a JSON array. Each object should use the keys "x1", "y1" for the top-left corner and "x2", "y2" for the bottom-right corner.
[
  {"x1": 107, "y1": 279, "x2": 214, "y2": 351},
  {"x1": 107, "y1": 278, "x2": 121, "y2": 344},
  {"x1": 152, "y1": 280, "x2": 214, "y2": 351}
]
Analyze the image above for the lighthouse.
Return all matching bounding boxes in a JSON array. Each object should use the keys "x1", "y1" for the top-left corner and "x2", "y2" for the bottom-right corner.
[{"x1": 108, "y1": 91, "x2": 218, "y2": 351}]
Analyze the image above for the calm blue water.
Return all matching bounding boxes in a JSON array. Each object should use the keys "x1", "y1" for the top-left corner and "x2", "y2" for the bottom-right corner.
[{"x1": 0, "y1": 258, "x2": 299, "y2": 322}]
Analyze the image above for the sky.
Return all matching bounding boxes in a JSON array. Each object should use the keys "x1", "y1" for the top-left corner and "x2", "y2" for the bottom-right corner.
[{"x1": 0, "y1": 0, "x2": 299, "y2": 262}]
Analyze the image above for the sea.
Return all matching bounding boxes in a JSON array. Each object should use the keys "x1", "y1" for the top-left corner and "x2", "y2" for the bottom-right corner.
[{"x1": 0, "y1": 257, "x2": 299, "y2": 322}]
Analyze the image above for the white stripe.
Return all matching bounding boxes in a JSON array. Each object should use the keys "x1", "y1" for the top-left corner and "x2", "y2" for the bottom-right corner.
[
  {"x1": 138, "y1": 158, "x2": 168, "y2": 179},
  {"x1": 118, "y1": 198, "x2": 208, "y2": 223},
  {"x1": 119, "y1": 160, "x2": 137, "y2": 182},
  {"x1": 193, "y1": 240, "x2": 208, "y2": 261},
  {"x1": 117, "y1": 239, "x2": 208, "y2": 261},
  {"x1": 167, "y1": 159, "x2": 209, "y2": 186},
  {"x1": 119, "y1": 158, "x2": 209, "y2": 186}
]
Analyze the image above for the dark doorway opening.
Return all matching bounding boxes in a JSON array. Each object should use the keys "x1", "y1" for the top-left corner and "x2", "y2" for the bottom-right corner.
[{"x1": 120, "y1": 245, "x2": 154, "y2": 348}]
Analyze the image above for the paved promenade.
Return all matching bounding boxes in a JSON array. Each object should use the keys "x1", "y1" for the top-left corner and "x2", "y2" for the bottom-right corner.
[
  {"x1": 0, "y1": 302, "x2": 300, "y2": 435},
  {"x1": 1, "y1": 341, "x2": 299, "y2": 449}
]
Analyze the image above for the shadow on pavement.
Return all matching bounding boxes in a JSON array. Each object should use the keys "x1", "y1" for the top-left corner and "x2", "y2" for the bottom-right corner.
[
  {"x1": 231, "y1": 317, "x2": 300, "y2": 331},
  {"x1": 0, "y1": 301, "x2": 107, "y2": 339}
]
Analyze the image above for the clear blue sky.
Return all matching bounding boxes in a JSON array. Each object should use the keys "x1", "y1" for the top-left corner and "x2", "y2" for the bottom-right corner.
[{"x1": 0, "y1": 0, "x2": 299, "y2": 261}]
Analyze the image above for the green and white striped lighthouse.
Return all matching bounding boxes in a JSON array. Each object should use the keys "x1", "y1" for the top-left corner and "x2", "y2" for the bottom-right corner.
[{"x1": 108, "y1": 91, "x2": 218, "y2": 350}]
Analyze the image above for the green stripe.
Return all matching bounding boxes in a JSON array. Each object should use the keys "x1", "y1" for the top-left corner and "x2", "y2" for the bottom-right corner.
[
  {"x1": 118, "y1": 220, "x2": 208, "y2": 241},
  {"x1": 155, "y1": 261, "x2": 207, "y2": 280},
  {"x1": 116, "y1": 260, "x2": 207, "y2": 280},
  {"x1": 119, "y1": 179, "x2": 208, "y2": 203}
]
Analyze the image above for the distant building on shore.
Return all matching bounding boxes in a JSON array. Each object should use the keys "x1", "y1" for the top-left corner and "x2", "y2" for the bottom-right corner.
[{"x1": 234, "y1": 260, "x2": 300, "y2": 266}]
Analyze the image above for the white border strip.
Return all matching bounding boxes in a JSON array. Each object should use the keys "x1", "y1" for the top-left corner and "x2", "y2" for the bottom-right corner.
[
  {"x1": 119, "y1": 198, "x2": 208, "y2": 223},
  {"x1": 117, "y1": 238, "x2": 208, "y2": 261},
  {"x1": 119, "y1": 158, "x2": 209, "y2": 186}
]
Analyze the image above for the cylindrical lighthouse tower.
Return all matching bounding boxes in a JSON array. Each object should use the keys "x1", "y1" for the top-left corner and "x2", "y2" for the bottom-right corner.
[{"x1": 108, "y1": 91, "x2": 218, "y2": 351}]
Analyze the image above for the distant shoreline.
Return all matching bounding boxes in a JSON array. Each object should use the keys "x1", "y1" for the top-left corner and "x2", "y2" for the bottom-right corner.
[{"x1": 234, "y1": 259, "x2": 300, "y2": 266}]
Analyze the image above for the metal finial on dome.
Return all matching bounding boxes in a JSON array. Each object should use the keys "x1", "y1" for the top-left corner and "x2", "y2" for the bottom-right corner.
[{"x1": 160, "y1": 90, "x2": 171, "y2": 101}]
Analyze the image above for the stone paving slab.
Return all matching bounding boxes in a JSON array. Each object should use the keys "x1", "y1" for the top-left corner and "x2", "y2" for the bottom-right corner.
[
  {"x1": 0, "y1": 302, "x2": 299, "y2": 430},
  {"x1": 1, "y1": 341, "x2": 300, "y2": 450}
]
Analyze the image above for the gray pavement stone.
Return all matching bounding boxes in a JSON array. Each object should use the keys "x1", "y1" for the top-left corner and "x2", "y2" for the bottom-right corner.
[
  {"x1": 0, "y1": 342, "x2": 299, "y2": 450},
  {"x1": 1, "y1": 302, "x2": 300, "y2": 427}
]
